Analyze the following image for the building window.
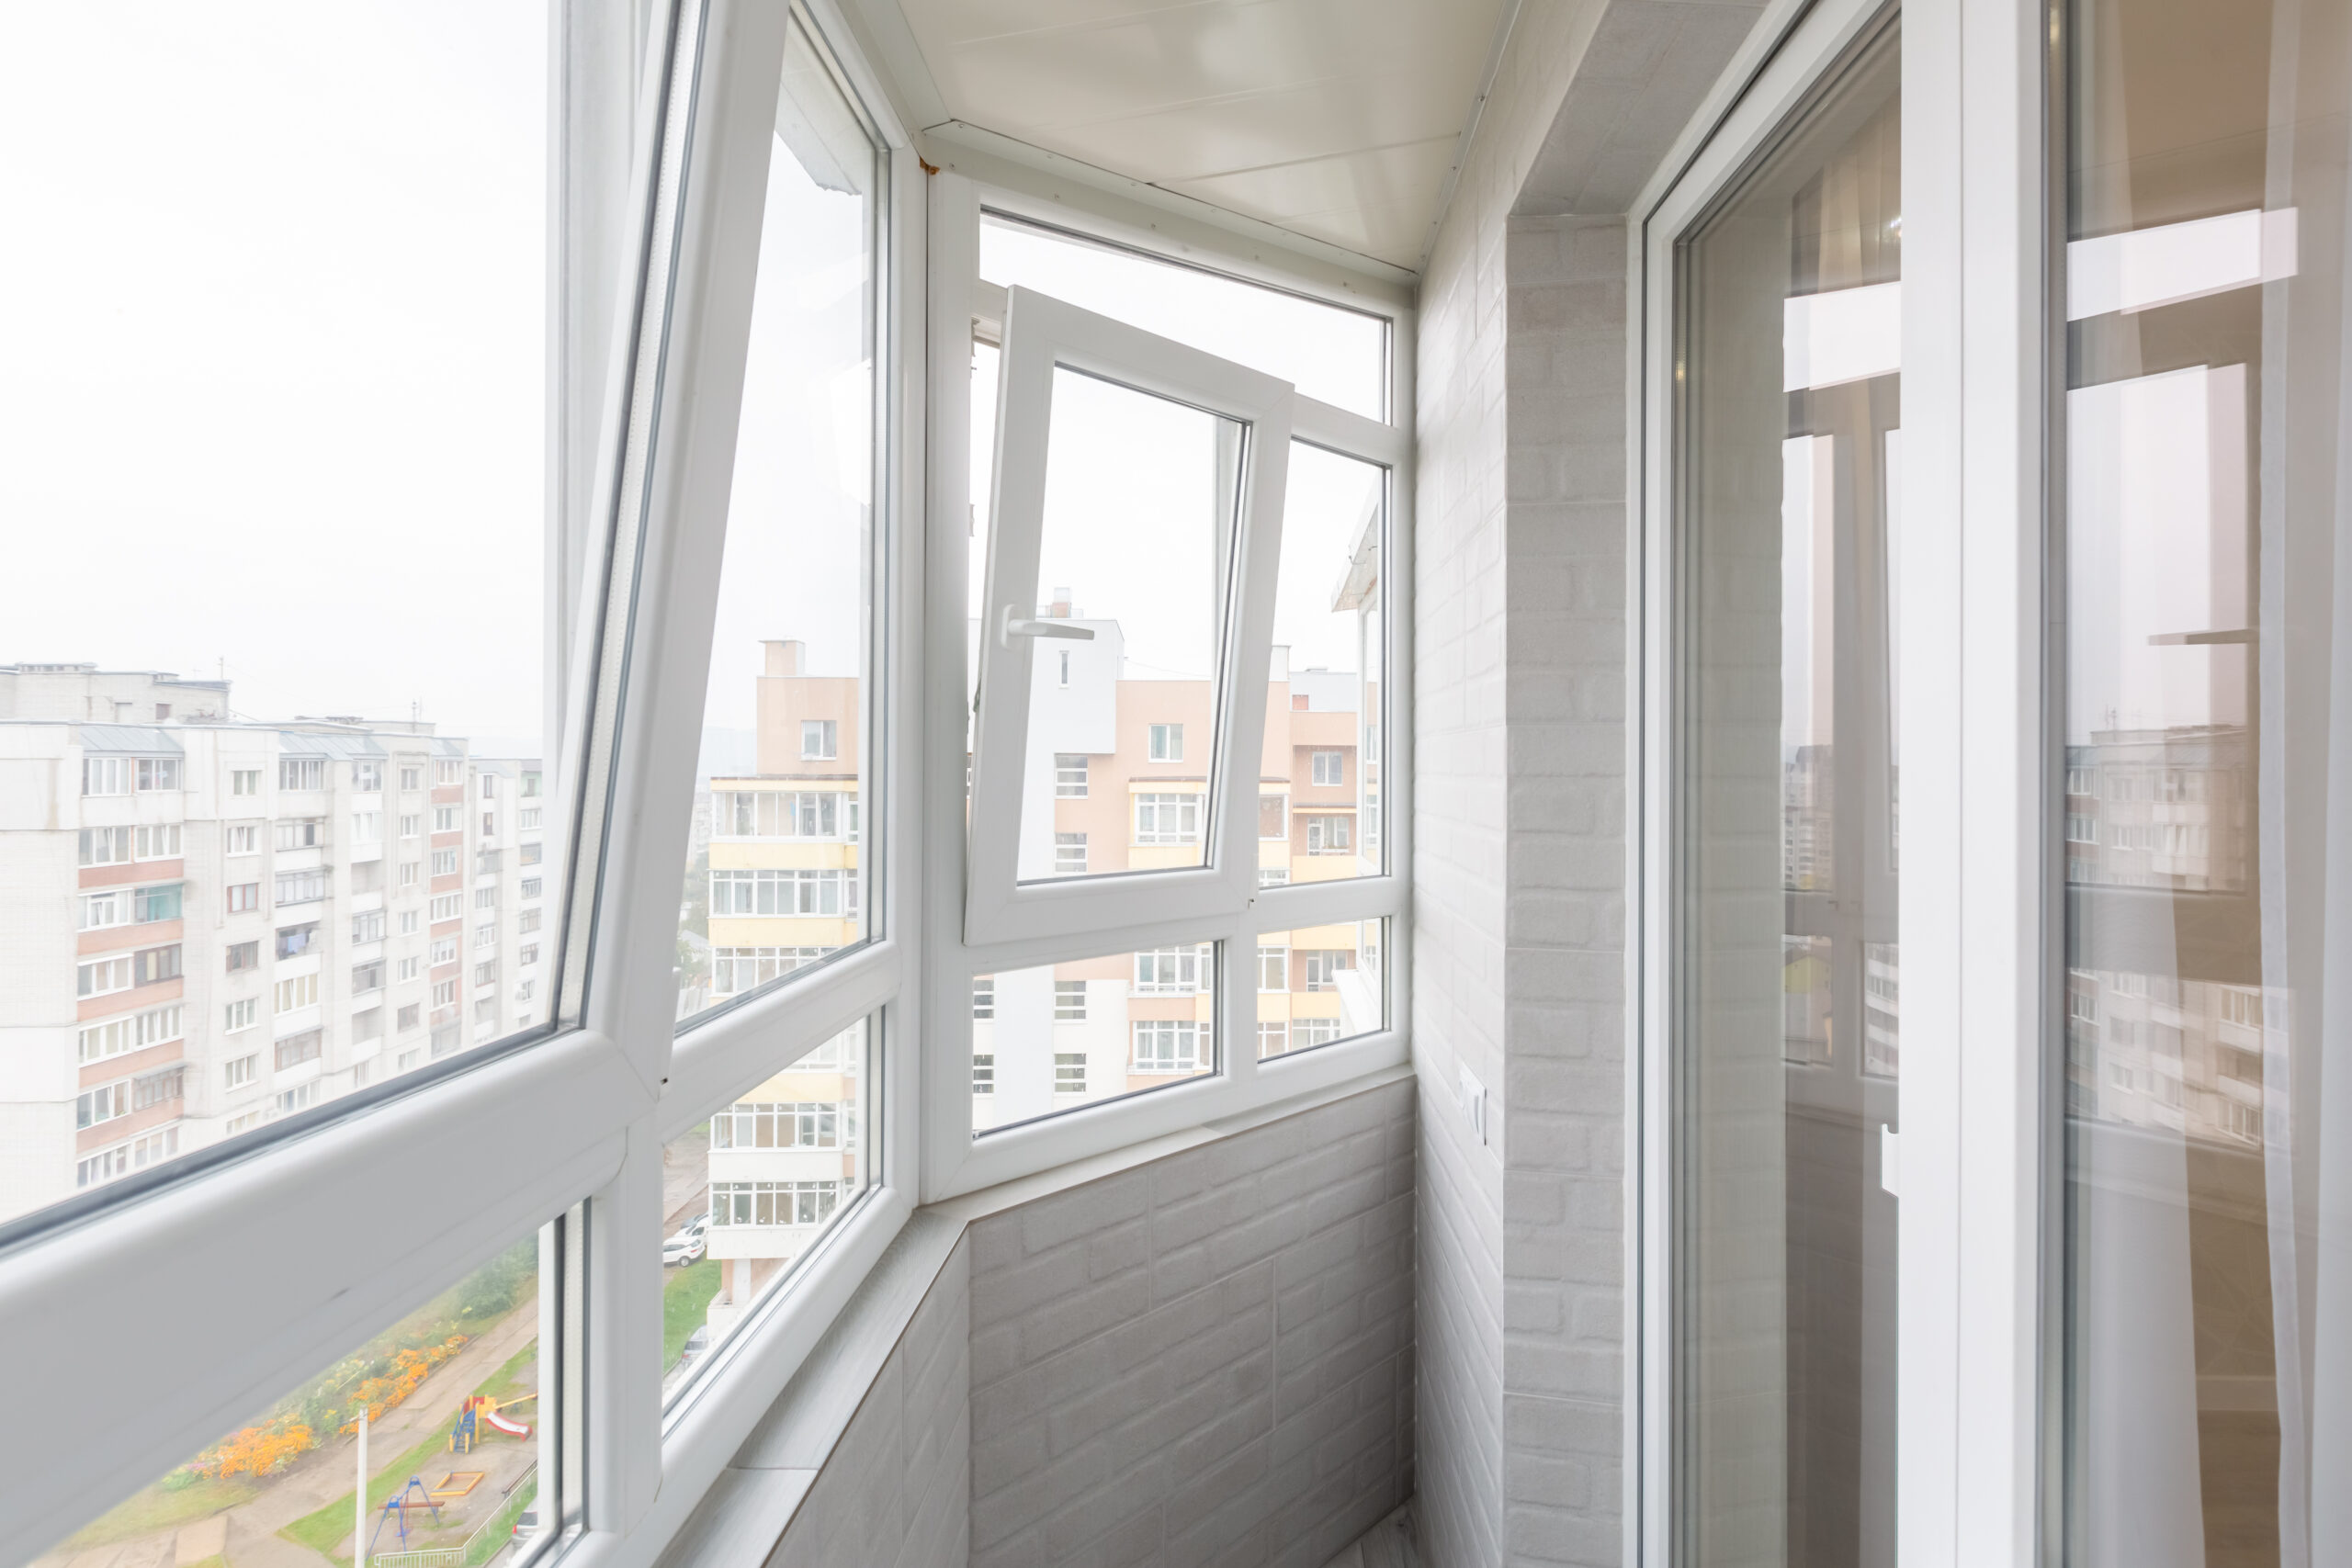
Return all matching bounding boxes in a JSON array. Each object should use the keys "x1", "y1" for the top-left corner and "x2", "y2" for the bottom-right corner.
[
  {"x1": 481, "y1": 811, "x2": 496, "y2": 837},
  {"x1": 132, "y1": 1067, "x2": 184, "y2": 1111},
  {"x1": 1260, "y1": 795, "x2": 1288, "y2": 840},
  {"x1": 135, "y1": 823, "x2": 182, "y2": 860},
  {"x1": 521, "y1": 878, "x2": 542, "y2": 901},
  {"x1": 223, "y1": 1055, "x2": 256, "y2": 1089},
  {"x1": 518, "y1": 908, "x2": 542, "y2": 934},
  {"x1": 1132, "y1": 1021, "x2": 1201, "y2": 1074},
  {"x1": 278, "y1": 1082, "x2": 321, "y2": 1114},
  {"x1": 712, "y1": 1102, "x2": 842, "y2": 1149},
  {"x1": 399, "y1": 861, "x2": 420, "y2": 887},
  {"x1": 81, "y1": 890, "x2": 125, "y2": 930},
  {"x1": 277, "y1": 758, "x2": 324, "y2": 792},
  {"x1": 520, "y1": 943, "x2": 539, "y2": 966},
  {"x1": 475, "y1": 887, "x2": 497, "y2": 911},
  {"x1": 274, "y1": 868, "x2": 328, "y2": 907},
  {"x1": 132, "y1": 884, "x2": 181, "y2": 922},
  {"x1": 78, "y1": 1005, "x2": 184, "y2": 1063},
  {"x1": 481, "y1": 774, "x2": 497, "y2": 800},
  {"x1": 225, "y1": 941, "x2": 259, "y2": 973},
  {"x1": 274, "y1": 1031, "x2": 322, "y2": 1071},
  {"x1": 1135, "y1": 793, "x2": 1200, "y2": 844},
  {"x1": 275, "y1": 973, "x2": 318, "y2": 1014},
  {"x1": 75, "y1": 955, "x2": 130, "y2": 1004},
  {"x1": 397, "y1": 764, "x2": 422, "y2": 791},
  {"x1": 81, "y1": 756, "x2": 128, "y2": 795},
  {"x1": 1054, "y1": 979, "x2": 1088, "y2": 1020},
  {"x1": 226, "y1": 823, "x2": 259, "y2": 854},
  {"x1": 431, "y1": 849, "x2": 458, "y2": 876},
  {"x1": 1148, "y1": 723, "x2": 1183, "y2": 761},
  {"x1": 709, "y1": 1180, "x2": 842, "y2": 1228},
  {"x1": 434, "y1": 760, "x2": 460, "y2": 786},
  {"x1": 1303, "y1": 815, "x2": 1352, "y2": 854},
  {"x1": 1310, "y1": 750, "x2": 1343, "y2": 786},
  {"x1": 224, "y1": 998, "x2": 256, "y2": 1032},
  {"x1": 432, "y1": 979, "x2": 457, "y2": 1008},
  {"x1": 522, "y1": 770, "x2": 540, "y2": 798},
  {"x1": 520, "y1": 807, "x2": 540, "y2": 829},
  {"x1": 477, "y1": 849, "x2": 503, "y2": 875},
  {"x1": 708, "y1": 946, "x2": 830, "y2": 993},
  {"x1": 1054, "y1": 1053, "x2": 1087, "y2": 1094},
  {"x1": 275, "y1": 923, "x2": 320, "y2": 960},
  {"x1": 1054, "y1": 833, "x2": 1088, "y2": 874},
  {"x1": 801, "y1": 718, "x2": 838, "y2": 759},
  {"x1": 1053, "y1": 753, "x2": 1090, "y2": 796},
  {"x1": 397, "y1": 1004, "x2": 422, "y2": 1032},
  {"x1": 475, "y1": 998, "x2": 499, "y2": 1025},
  {"x1": 355, "y1": 761, "x2": 381, "y2": 792},
  {"x1": 396, "y1": 956, "x2": 420, "y2": 982},
  {"x1": 77, "y1": 826, "x2": 132, "y2": 867},
  {"x1": 433, "y1": 806, "x2": 459, "y2": 832},
  {"x1": 1302, "y1": 950, "x2": 1353, "y2": 992},
  {"x1": 224, "y1": 881, "x2": 259, "y2": 914},
  {"x1": 352, "y1": 910, "x2": 385, "y2": 944},
  {"x1": 75, "y1": 1080, "x2": 132, "y2": 1131},
  {"x1": 709, "y1": 867, "x2": 858, "y2": 917},
  {"x1": 354, "y1": 961, "x2": 386, "y2": 994},
  {"x1": 972, "y1": 976, "x2": 994, "y2": 1020},
  {"x1": 231, "y1": 768, "x2": 261, "y2": 796},
  {"x1": 1135, "y1": 946, "x2": 1211, "y2": 995},
  {"x1": 715, "y1": 789, "x2": 852, "y2": 837},
  {"x1": 1293, "y1": 1017, "x2": 1341, "y2": 1050},
  {"x1": 352, "y1": 811, "x2": 381, "y2": 843},
  {"x1": 474, "y1": 960, "x2": 498, "y2": 987},
  {"x1": 136, "y1": 757, "x2": 180, "y2": 792},
  {"x1": 275, "y1": 818, "x2": 324, "y2": 852},
  {"x1": 475, "y1": 924, "x2": 497, "y2": 950},
  {"x1": 972, "y1": 1054, "x2": 996, "y2": 1095},
  {"x1": 520, "y1": 841, "x2": 541, "y2": 866},
  {"x1": 1258, "y1": 946, "x2": 1288, "y2": 991},
  {"x1": 399, "y1": 813, "x2": 421, "y2": 838}
]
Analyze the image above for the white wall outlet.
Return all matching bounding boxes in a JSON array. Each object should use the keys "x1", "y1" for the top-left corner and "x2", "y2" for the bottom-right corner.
[{"x1": 1457, "y1": 1064, "x2": 1487, "y2": 1145}]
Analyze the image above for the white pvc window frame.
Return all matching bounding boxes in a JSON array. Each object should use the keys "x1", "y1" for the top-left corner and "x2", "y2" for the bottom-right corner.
[
  {"x1": 1628, "y1": 0, "x2": 2048, "y2": 1562},
  {"x1": 0, "y1": 4, "x2": 926, "y2": 1566},
  {"x1": 922, "y1": 175, "x2": 1415, "y2": 1201},
  {"x1": 966, "y1": 287, "x2": 1294, "y2": 942}
]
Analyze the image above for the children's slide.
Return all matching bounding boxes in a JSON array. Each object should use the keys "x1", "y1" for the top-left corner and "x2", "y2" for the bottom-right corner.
[{"x1": 481, "y1": 1406, "x2": 531, "y2": 1438}]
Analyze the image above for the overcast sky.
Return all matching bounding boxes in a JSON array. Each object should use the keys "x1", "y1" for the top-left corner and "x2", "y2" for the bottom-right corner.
[
  {"x1": 0, "y1": 6, "x2": 1390, "y2": 752},
  {"x1": 0, "y1": 4, "x2": 548, "y2": 742}
]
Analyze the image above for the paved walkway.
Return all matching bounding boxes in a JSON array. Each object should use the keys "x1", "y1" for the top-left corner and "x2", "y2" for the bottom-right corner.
[{"x1": 37, "y1": 1302, "x2": 540, "y2": 1568}]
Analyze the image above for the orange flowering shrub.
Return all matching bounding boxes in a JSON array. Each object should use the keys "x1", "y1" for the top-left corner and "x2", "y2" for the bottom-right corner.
[
  {"x1": 337, "y1": 1335, "x2": 469, "y2": 1433},
  {"x1": 195, "y1": 1417, "x2": 315, "y2": 1478}
]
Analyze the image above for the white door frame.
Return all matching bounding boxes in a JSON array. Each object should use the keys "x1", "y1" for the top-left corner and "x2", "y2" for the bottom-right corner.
[{"x1": 1627, "y1": 0, "x2": 2050, "y2": 1561}]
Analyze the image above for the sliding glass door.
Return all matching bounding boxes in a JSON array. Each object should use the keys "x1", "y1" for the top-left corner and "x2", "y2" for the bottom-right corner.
[
  {"x1": 2062, "y1": 0, "x2": 2352, "y2": 1562},
  {"x1": 1668, "y1": 17, "x2": 1902, "y2": 1567}
]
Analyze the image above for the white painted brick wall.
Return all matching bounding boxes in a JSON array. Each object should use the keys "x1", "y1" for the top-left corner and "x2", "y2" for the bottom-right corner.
[
  {"x1": 966, "y1": 1077, "x2": 1416, "y2": 1568},
  {"x1": 1416, "y1": 3, "x2": 1762, "y2": 1562}
]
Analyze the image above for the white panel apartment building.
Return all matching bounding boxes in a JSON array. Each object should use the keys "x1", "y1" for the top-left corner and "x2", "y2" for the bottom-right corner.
[{"x1": 0, "y1": 665, "x2": 546, "y2": 1224}]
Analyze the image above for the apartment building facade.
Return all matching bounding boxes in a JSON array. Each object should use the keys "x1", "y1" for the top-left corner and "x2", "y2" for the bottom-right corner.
[{"x1": 0, "y1": 666, "x2": 545, "y2": 1224}]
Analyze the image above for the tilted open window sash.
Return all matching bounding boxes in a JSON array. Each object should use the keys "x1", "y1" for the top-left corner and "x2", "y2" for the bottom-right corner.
[{"x1": 966, "y1": 287, "x2": 1293, "y2": 945}]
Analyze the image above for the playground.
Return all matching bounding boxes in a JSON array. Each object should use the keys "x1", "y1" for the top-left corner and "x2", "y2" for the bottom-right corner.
[{"x1": 38, "y1": 1247, "x2": 543, "y2": 1568}]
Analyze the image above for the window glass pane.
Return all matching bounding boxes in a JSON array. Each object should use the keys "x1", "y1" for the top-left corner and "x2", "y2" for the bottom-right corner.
[
  {"x1": 1675, "y1": 28, "x2": 1900, "y2": 1565},
  {"x1": 1265, "y1": 444, "x2": 1386, "y2": 883},
  {"x1": 1003, "y1": 371, "x2": 1238, "y2": 884},
  {"x1": 662, "y1": 1018, "x2": 871, "y2": 1397},
  {"x1": 2060, "y1": 0, "x2": 2352, "y2": 1556},
  {"x1": 677, "y1": 17, "x2": 878, "y2": 1022},
  {"x1": 1255, "y1": 920, "x2": 1385, "y2": 1059},
  {"x1": 973, "y1": 942, "x2": 1216, "y2": 1134},
  {"x1": 0, "y1": 5, "x2": 560, "y2": 1229},
  {"x1": 979, "y1": 216, "x2": 1387, "y2": 419},
  {"x1": 40, "y1": 1223, "x2": 552, "y2": 1565}
]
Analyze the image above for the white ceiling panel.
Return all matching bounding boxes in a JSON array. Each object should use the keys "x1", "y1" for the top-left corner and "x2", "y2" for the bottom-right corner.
[{"x1": 888, "y1": 0, "x2": 1509, "y2": 270}]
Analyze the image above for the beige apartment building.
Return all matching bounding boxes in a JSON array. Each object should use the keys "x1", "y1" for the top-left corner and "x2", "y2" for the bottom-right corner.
[{"x1": 0, "y1": 664, "x2": 546, "y2": 1224}]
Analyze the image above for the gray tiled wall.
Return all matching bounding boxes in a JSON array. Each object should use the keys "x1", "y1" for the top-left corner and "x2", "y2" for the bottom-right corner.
[
  {"x1": 965, "y1": 1077, "x2": 1417, "y2": 1568},
  {"x1": 763, "y1": 1233, "x2": 971, "y2": 1568}
]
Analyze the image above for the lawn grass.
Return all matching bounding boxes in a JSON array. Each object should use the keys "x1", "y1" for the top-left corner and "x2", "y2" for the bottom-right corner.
[
  {"x1": 471, "y1": 1341, "x2": 537, "y2": 1404},
  {"x1": 464, "y1": 1478, "x2": 537, "y2": 1568},
  {"x1": 278, "y1": 1429, "x2": 452, "y2": 1559},
  {"x1": 662, "y1": 1258, "x2": 721, "y2": 1371},
  {"x1": 63, "y1": 1475, "x2": 258, "y2": 1549}
]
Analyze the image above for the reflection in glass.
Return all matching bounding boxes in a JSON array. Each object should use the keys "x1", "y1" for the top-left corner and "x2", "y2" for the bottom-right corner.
[
  {"x1": 0, "y1": 4, "x2": 555, "y2": 1228},
  {"x1": 661, "y1": 1020, "x2": 870, "y2": 1396},
  {"x1": 676, "y1": 17, "x2": 878, "y2": 1021},
  {"x1": 2061, "y1": 0, "x2": 2352, "y2": 1561},
  {"x1": 1255, "y1": 921, "x2": 1384, "y2": 1058},
  {"x1": 973, "y1": 943, "x2": 1217, "y2": 1134},
  {"x1": 1675, "y1": 24, "x2": 1899, "y2": 1567},
  {"x1": 33, "y1": 1224, "x2": 555, "y2": 1568},
  {"x1": 1009, "y1": 370, "x2": 1241, "y2": 883}
]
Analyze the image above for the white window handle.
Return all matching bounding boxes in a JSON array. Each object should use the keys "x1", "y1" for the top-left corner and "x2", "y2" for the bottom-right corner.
[{"x1": 1001, "y1": 607, "x2": 1095, "y2": 645}]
